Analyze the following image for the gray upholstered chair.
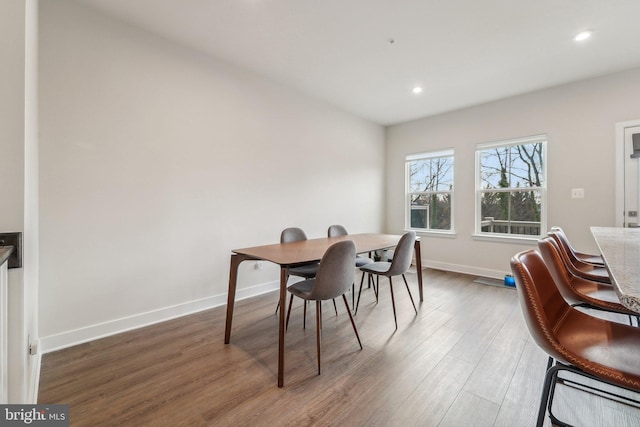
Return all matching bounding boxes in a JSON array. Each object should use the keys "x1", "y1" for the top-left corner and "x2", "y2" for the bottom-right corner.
[
  {"x1": 281, "y1": 227, "x2": 319, "y2": 279},
  {"x1": 275, "y1": 227, "x2": 319, "y2": 318},
  {"x1": 356, "y1": 231, "x2": 418, "y2": 329},
  {"x1": 327, "y1": 224, "x2": 349, "y2": 238},
  {"x1": 285, "y1": 240, "x2": 363, "y2": 374},
  {"x1": 327, "y1": 225, "x2": 374, "y2": 307}
]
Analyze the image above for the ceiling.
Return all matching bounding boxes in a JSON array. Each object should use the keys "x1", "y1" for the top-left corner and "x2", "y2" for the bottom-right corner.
[{"x1": 76, "y1": 0, "x2": 640, "y2": 126}]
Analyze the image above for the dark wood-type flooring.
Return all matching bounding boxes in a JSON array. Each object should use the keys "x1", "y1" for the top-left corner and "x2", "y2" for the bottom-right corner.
[{"x1": 39, "y1": 268, "x2": 640, "y2": 426}]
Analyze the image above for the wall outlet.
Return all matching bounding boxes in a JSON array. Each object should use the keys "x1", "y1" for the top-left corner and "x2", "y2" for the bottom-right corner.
[
  {"x1": 29, "y1": 338, "x2": 39, "y2": 356},
  {"x1": 571, "y1": 188, "x2": 585, "y2": 199}
]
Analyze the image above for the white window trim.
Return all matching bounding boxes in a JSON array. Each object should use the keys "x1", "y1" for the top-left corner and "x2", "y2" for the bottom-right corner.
[
  {"x1": 405, "y1": 149, "x2": 455, "y2": 234},
  {"x1": 474, "y1": 135, "x2": 547, "y2": 239}
]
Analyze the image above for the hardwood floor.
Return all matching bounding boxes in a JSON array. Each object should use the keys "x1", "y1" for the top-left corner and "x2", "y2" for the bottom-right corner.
[{"x1": 38, "y1": 268, "x2": 640, "y2": 426}]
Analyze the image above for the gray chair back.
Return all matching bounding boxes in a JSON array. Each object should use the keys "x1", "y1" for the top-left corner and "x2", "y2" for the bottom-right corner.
[
  {"x1": 387, "y1": 231, "x2": 416, "y2": 276},
  {"x1": 281, "y1": 227, "x2": 308, "y2": 243},
  {"x1": 328, "y1": 224, "x2": 348, "y2": 237},
  {"x1": 308, "y1": 240, "x2": 356, "y2": 301}
]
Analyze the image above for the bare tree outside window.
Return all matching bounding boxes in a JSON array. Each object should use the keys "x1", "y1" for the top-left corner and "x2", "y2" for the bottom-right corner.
[
  {"x1": 407, "y1": 152, "x2": 454, "y2": 231},
  {"x1": 477, "y1": 137, "x2": 546, "y2": 236}
]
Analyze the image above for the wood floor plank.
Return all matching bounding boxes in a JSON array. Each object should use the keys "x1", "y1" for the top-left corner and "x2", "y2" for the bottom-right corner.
[
  {"x1": 493, "y1": 338, "x2": 549, "y2": 427},
  {"x1": 380, "y1": 354, "x2": 476, "y2": 427},
  {"x1": 439, "y1": 390, "x2": 500, "y2": 427}
]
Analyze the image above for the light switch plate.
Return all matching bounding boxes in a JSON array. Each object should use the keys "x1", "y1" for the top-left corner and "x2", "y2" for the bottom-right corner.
[{"x1": 571, "y1": 188, "x2": 585, "y2": 199}]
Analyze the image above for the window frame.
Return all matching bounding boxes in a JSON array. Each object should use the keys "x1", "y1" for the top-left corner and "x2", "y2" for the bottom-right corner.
[
  {"x1": 474, "y1": 134, "x2": 547, "y2": 242},
  {"x1": 405, "y1": 149, "x2": 455, "y2": 235}
]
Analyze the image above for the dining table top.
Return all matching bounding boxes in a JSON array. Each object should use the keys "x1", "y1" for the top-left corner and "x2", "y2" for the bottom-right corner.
[
  {"x1": 232, "y1": 233, "x2": 405, "y2": 266},
  {"x1": 591, "y1": 226, "x2": 640, "y2": 313}
]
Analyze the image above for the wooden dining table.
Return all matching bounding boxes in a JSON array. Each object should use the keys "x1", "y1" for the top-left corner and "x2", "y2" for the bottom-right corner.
[
  {"x1": 591, "y1": 226, "x2": 640, "y2": 314},
  {"x1": 224, "y1": 233, "x2": 423, "y2": 387}
]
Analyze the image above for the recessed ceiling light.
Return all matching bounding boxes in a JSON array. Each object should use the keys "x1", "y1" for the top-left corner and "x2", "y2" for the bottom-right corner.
[
  {"x1": 574, "y1": 30, "x2": 592, "y2": 42},
  {"x1": 412, "y1": 86, "x2": 423, "y2": 94}
]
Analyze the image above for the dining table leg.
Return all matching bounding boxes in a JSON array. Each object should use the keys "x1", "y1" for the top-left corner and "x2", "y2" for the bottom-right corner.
[
  {"x1": 414, "y1": 239, "x2": 424, "y2": 302},
  {"x1": 224, "y1": 253, "x2": 254, "y2": 344},
  {"x1": 278, "y1": 266, "x2": 288, "y2": 387},
  {"x1": 278, "y1": 266, "x2": 289, "y2": 387}
]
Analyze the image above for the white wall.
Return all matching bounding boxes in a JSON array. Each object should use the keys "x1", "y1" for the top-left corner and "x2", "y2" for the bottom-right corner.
[
  {"x1": 386, "y1": 67, "x2": 640, "y2": 278},
  {"x1": 0, "y1": 0, "x2": 39, "y2": 403},
  {"x1": 0, "y1": 0, "x2": 25, "y2": 403},
  {"x1": 38, "y1": 0, "x2": 385, "y2": 350}
]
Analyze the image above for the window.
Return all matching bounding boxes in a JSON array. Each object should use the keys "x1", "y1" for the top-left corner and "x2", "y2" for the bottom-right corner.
[
  {"x1": 476, "y1": 135, "x2": 547, "y2": 238},
  {"x1": 406, "y1": 149, "x2": 454, "y2": 232}
]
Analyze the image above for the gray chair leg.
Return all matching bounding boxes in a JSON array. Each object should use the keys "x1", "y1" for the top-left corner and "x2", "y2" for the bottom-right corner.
[
  {"x1": 303, "y1": 300, "x2": 307, "y2": 329},
  {"x1": 352, "y1": 282, "x2": 356, "y2": 309},
  {"x1": 389, "y1": 277, "x2": 398, "y2": 329},
  {"x1": 402, "y1": 274, "x2": 418, "y2": 314},
  {"x1": 355, "y1": 273, "x2": 367, "y2": 315},
  {"x1": 316, "y1": 300, "x2": 322, "y2": 375},
  {"x1": 343, "y1": 294, "x2": 362, "y2": 350},
  {"x1": 373, "y1": 275, "x2": 379, "y2": 302},
  {"x1": 285, "y1": 294, "x2": 294, "y2": 330}
]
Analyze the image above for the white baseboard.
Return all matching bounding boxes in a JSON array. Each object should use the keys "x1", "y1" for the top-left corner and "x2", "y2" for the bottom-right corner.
[
  {"x1": 422, "y1": 259, "x2": 507, "y2": 280},
  {"x1": 39, "y1": 279, "x2": 280, "y2": 354}
]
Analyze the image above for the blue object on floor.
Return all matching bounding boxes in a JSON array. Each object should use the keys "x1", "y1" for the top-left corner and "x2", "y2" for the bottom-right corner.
[{"x1": 504, "y1": 274, "x2": 516, "y2": 287}]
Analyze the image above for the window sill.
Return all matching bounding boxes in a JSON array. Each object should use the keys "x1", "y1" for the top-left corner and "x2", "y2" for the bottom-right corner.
[
  {"x1": 472, "y1": 233, "x2": 539, "y2": 245},
  {"x1": 408, "y1": 229, "x2": 457, "y2": 239}
]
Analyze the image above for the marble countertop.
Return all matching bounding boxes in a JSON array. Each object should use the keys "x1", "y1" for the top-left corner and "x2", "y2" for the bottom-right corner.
[
  {"x1": 0, "y1": 246, "x2": 13, "y2": 266},
  {"x1": 591, "y1": 226, "x2": 640, "y2": 314}
]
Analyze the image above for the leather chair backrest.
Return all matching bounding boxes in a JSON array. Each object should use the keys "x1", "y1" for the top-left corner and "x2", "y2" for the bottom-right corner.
[
  {"x1": 549, "y1": 228, "x2": 585, "y2": 268},
  {"x1": 537, "y1": 237, "x2": 582, "y2": 305},
  {"x1": 546, "y1": 231, "x2": 588, "y2": 277},
  {"x1": 309, "y1": 240, "x2": 356, "y2": 301},
  {"x1": 510, "y1": 250, "x2": 572, "y2": 362}
]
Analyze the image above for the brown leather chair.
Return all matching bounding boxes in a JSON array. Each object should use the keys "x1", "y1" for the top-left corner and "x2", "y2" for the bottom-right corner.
[
  {"x1": 550, "y1": 226, "x2": 605, "y2": 266},
  {"x1": 511, "y1": 249, "x2": 640, "y2": 427},
  {"x1": 537, "y1": 237, "x2": 636, "y2": 320},
  {"x1": 548, "y1": 230, "x2": 610, "y2": 284}
]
